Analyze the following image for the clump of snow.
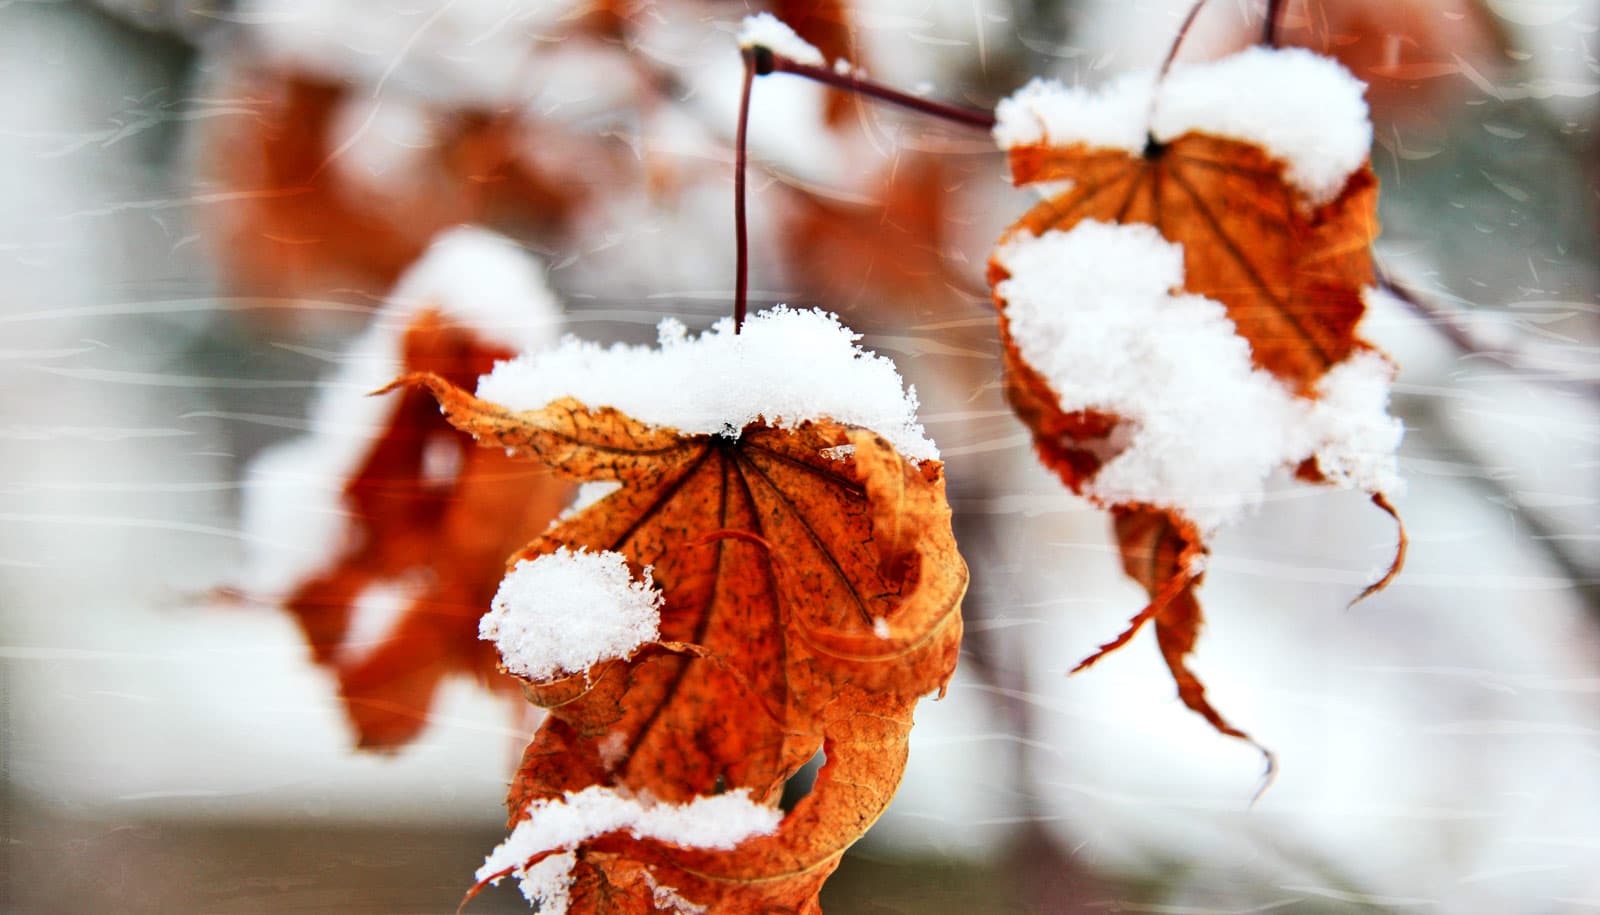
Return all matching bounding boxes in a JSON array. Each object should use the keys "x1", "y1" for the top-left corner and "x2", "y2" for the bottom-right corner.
[
  {"x1": 482, "y1": 549, "x2": 663, "y2": 682},
  {"x1": 242, "y1": 227, "x2": 561, "y2": 592},
  {"x1": 477, "y1": 306, "x2": 939, "y2": 462},
  {"x1": 514, "y1": 851, "x2": 577, "y2": 914},
  {"x1": 477, "y1": 786, "x2": 782, "y2": 909},
  {"x1": 646, "y1": 872, "x2": 708, "y2": 915},
  {"x1": 992, "y1": 221, "x2": 1400, "y2": 533},
  {"x1": 387, "y1": 227, "x2": 563, "y2": 353},
  {"x1": 993, "y1": 72, "x2": 1154, "y2": 158},
  {"x1": 1305, "y1": 350, "x2": 1405, "y2": 496},
  {"x1": 994, "y1": 46, "x2": 1371, "y2": 205},
  {"x1": 736, "y1": 13, "x2": 825, "y2": 66}
]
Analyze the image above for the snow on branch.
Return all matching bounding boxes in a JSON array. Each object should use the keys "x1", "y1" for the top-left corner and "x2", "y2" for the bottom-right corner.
[{"x1": 735, "y1": 13, "x2": 825, "y2": 66}]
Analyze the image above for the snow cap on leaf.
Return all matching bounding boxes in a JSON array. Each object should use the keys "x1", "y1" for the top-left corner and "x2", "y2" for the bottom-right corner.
[
  {"x1": 736, "y1": 13, "x2": 826, "y2": 66},
  {"x1": 477, "y1": 305, "x2": 939, "y2": 461},
  {"x1": 478, "y1": 786, "x2": 782, "y2": 912},
  {"x1": 994, "y1": 46, "x2": 1371, "y2": 206}
]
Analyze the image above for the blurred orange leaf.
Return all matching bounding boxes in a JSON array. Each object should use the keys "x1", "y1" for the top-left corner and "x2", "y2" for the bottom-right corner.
[{"x1": 283, "y1": 310, "x2": 571, "y2": 748}]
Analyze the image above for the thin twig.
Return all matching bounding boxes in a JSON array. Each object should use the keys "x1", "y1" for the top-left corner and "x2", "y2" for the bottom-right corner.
[
  {"x1": 1263, "y1": 0, "x2": 1288, "y2": 46},
  {"x1": 733, "y1": 48, "x2": 756, "y2": 333},
  {"x1": 761, "y1": 51, "x2": 996, "y2": 131},
  {"x1": 1376, "y1": 265, "x2": 1600, "y2": 401}
]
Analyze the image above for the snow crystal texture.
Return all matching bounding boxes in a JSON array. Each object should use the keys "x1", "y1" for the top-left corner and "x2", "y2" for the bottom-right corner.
[
  {"x1": 477, "y1": 786, "x2": 782, "y2": 911},
  {"x1": 481, "y1": 548, "x2": 663, "y2": 681},
  {"x1": 993, "y1": 220, "x2": 1401, "y2": 533},
  {"x1": 994, "y1": 46, "x2": 1371, "y2": 205},
  {"x1": 477, "y1": 306, "x2": 939, "y2": 461}
]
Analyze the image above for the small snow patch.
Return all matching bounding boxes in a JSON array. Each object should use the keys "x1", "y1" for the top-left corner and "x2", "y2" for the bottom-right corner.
[
  {"x1": 477, "y1": 786, "x2": 782, "y2": 908},
  {"x1": 481, "y1": 548, "x2": 663, "y2": 681},
  {"x1": 477, "y1": 306, "x2": 938, "y2": 462},
  {"x1": 736, "y1": 13, "x2": 825, "y2": 66}
]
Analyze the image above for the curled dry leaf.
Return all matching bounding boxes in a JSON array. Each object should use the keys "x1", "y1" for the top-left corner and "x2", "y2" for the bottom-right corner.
[
  {"x1": 281, "y1": 310, "x2": 571, "y2": 748},
  {"x1": 995, "y1": 132, "x2": 1380, "y2": 394},
  {"x1": 396, "y1": 374, "x2": 966, "y2": 912},
  {"x1": 988, "y1": 50, "x2": 1405, "y2": 752}
]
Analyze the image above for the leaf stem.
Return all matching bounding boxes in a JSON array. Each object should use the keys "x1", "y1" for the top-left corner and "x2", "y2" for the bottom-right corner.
[
  {"x1": 760, "y1": 50, "x2": 996, "y2": 131},
  {"x1": 1158, "y1": 0, "x2": 1210, "y2": 83},
  {"x1": 733, "y1": 48, "x2": 756, "y2": 334},
  {"x1": 1376, "y1": 265, "x2": 1600, "y2": 401},
  {"x1": 1263, "y1": 0, "x2": 1287, "y2": 46}
]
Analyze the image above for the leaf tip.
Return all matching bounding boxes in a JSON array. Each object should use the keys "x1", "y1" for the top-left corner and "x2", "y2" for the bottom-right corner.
[{"x1": 1347, "y1": 491, "x2": 1407, "y2": 609}]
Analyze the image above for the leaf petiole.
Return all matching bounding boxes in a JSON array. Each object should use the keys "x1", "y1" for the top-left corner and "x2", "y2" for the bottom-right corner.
[{"x1": 755, "y1": 49, "x2": 997, "y2": 131}]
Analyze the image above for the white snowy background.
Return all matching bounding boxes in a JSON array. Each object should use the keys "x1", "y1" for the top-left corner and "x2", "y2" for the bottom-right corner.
[{"x1": 2, "y1": 0, "x2": 1596, "y2": 912}]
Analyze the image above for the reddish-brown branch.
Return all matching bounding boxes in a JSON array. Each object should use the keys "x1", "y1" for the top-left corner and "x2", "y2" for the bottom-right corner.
[
  {"x1": 1160, "y1": 0, "x2": 1211, "y2": 82},
  {"x1": 733, "y1": 48, "x2": 757, "y2": 334},
  {"x1": 1376, "y1": 265, "x2": 1600, "y2": 401},
  {"x1": 1263, "y1": 0, "x2": 1288, "y2": 46},
  {"x1": 761, "y1": 51, "x2": 996, "y2": 131}
]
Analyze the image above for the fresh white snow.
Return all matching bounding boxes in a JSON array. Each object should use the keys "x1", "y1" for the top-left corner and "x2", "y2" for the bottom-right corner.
[
  {"x1": 736, "y1": 13, "x2": 826, "y2": 66},
  {"x1": 992, "y1": 220, "x2": 1400, "y2": 533},
  {"x1": 477, "y1": 785, "x2": 782, "y2": 911},
  {"x1": 477, "y1": 305, "x2": 940, "y2": 461},
  {"x1": 480, "y1": 548, "x2": 663, "y2": 682},
  {"x1": 994, "y1": 46, "x2": 1372, "y2": 205}
]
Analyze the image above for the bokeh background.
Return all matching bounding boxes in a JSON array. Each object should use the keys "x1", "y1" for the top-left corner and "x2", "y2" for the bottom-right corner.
[{"x1": 2, "y1": 0, "x2": 1596, "y2": 911}]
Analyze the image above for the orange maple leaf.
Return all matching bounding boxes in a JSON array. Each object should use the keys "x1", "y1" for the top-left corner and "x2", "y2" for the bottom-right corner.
[
  {"x1": 995, "y1": 132, "x2": 1379, "y2": 394},
  {"x1": 277, "y1": 309, "x2": 571, "y2": 749},
  {"x1": 988, "y1": 50, "x2": 1405, "y2": 755},
  {"x1": 393, "y1": 374, "x2": 966, "y2": 912}
]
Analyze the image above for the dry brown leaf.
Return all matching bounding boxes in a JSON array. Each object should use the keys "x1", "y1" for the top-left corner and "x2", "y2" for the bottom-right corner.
[
  {"x1": 996, "y1": 134, "x2": 1380, "y2": 393},
  {"x1": 283, "y1": 310, "x2": 571, "y2": 748},
  {"x1": 396, "y1": 374, "x2": 965, "y2": 912},
  {"x1": 989, "y1": 70, "x2": 1404, "y2": 753}
]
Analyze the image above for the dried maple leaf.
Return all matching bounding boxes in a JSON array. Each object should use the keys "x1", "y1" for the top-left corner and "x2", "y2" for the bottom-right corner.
[
  {"x1": 277, "y1": 311, "x2": 569, "y2": 748},
  {"x1": 988, "y1": 48, "x2": 1405, "y2": 753},
  {"x1": 244, "y1": 229, "x2": 573, "y2": 749},
  {"x1": 394, "y1": 369, "x2": 965, "y2": 912}
]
